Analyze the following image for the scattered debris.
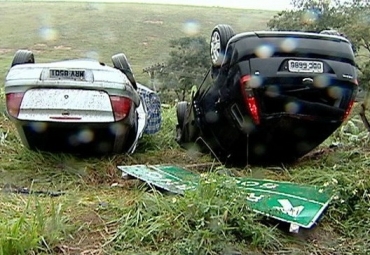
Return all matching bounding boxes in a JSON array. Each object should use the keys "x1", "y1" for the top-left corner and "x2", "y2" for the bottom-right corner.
[{"x1": 1, "y1": 183, "x2": 65, "y2": 197}]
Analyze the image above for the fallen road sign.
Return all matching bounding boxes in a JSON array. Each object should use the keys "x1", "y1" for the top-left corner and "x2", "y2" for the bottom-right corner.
[{"x1": 117, "y1": 164, "x2": 333, "y2": 231}]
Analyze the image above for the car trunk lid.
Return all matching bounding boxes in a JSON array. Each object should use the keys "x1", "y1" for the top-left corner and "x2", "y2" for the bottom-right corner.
[{"x1": 18, "y1": 88, "x2": 115, "y2": 122}]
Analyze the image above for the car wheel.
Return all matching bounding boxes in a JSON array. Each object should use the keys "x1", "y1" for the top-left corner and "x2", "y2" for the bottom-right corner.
[
  {"x1": 177, "y1": 101, "x2": 188, "y2": 129},
  {"x1": 176, "y1": 101, "x2": 188, "y2": 143},
  {"x1": 112, "y1": 53, "x2": 137, "y2": 89},
  {"x1": 11, "y1": 50, "x2": 35, "y2": 67},
  {"x1": 210, "y1": 24, "x2": 235, "y2": 67}
]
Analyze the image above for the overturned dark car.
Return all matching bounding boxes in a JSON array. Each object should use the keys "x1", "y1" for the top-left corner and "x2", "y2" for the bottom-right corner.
[{"x1": 176, "y1": 24, "x2": 358, "y2": 166}]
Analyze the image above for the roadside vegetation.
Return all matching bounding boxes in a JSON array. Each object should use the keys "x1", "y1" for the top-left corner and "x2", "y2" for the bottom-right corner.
[{"x1": 0, "y1": 1, "x2": 369, "y2": 254}]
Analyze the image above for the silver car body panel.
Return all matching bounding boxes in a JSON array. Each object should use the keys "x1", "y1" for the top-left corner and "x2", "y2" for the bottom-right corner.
[{"x1": 5, "y1": 59, "x2": 140, "y2": 106}]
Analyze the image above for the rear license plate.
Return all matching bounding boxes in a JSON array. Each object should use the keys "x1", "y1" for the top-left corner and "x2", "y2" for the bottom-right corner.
[
  {"x1": 49, "y1": 69, "x2": 85, "y2": 80},
  {"x1": 288, "y1": 60, "x2": 323, "y2": 73}
]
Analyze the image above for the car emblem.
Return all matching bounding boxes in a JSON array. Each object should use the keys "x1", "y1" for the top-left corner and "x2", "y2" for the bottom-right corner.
[
  {"x1": 64, "y1": 95, "x2": 69, "y2": 99},
  {"x1": 342, "y1": 74, "x2": 353, "y2": 79}
]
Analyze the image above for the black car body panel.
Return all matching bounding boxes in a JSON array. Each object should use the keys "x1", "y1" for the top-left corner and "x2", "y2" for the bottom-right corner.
[{"x1": 177, "y1": 28, "x2": 358, "y2": 166}]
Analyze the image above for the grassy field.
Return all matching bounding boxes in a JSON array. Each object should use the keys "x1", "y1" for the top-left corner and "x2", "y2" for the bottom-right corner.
[{"x1": 1, "y1": 1, "x2": 370, "y2": 255}]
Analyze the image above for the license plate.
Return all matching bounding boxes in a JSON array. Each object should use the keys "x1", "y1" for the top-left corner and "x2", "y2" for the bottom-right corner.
[
  {"x1": 49, "y1": 69, "x2": 85, "y2": 80},
  {"x1": 288, "y1": 60, "x2": 323, "y2": 73}
]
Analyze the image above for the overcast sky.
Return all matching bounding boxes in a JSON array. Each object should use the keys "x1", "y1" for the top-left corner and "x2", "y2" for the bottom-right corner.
[{"x1": 102, "y1": 0, "x2": 293, "y2": 10}]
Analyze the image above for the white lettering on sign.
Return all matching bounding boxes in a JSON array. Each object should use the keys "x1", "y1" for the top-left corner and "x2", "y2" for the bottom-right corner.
[
  {"x1": 147, "y1": 171, "x2": 163, "y2": 179},
  {"x1": 246, "y1": 193, "x2": 264, "y2": 202},
  {"x1": 274, "y1": 199, "x2": 304, "y2": 217},
  {"x1": 260, "y1": 183, "x2": 279, "y2": 189},
  {"x1": 236, "y1": 180, "x2": 279, "y2": 189}
]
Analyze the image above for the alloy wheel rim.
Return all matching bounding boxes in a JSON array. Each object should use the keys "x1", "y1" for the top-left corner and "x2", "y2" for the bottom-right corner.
[{"x1": 210, "y1": 31, "x2": 221, "y2": 64}]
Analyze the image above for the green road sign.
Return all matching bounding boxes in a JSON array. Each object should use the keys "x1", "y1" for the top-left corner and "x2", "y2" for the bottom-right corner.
[{"x1": 117, "y1": 164, "x2": 333, "y2": 230}]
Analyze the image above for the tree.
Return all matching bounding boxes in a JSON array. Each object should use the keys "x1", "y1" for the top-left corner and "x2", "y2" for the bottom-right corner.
[
  {"x1": 267, "y1": 0, "x2": 348, "y2": 32},
  {"x1": 158, "y1": 36, "x2": 209, "y2": 101}
]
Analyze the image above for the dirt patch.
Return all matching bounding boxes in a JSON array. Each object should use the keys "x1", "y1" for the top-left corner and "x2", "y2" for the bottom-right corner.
[
  {"x1": 55, "y1": 209, "x2": 106, "y2": 255},
  {"x1": 286, "y1": 224, "x2": 347, "y2": 254},
  {"x1": 144, "y1": 20, "x2": 163, "y2": 25},
  {"x1": 0, "y1": 48, "x2": 13, "y2": 54},
  {"x1": 54, "y1": 45, "x2": 72, "y2": 50},
  {"x1": 34, "y1": 43, "x2": 47, "y2": 48}
]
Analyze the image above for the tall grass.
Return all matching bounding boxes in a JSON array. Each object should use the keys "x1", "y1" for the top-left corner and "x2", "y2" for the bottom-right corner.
[{"x1": 0, "y1": 195, "x2": 70, "y2": 254}]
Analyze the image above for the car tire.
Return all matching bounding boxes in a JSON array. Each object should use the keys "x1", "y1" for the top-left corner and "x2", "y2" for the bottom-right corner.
[
  {"x1": 112, "y1": 53, "x2": 137, "y2": 89},
  {"x1": 210, "y1": 24, "x2": 235, "y2": 67},
  {"x1": 11, "y1": 50, "x2": 35, "y2": 67},
  {"x1": 177, "y1": 101, "x2": 188, "y2": 129},
  {"x1": 176, "y1": 101, "x2": 188, "y2": 143}
]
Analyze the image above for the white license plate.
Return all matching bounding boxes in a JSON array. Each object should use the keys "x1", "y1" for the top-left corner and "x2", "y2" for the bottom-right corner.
[
  {"x1": 49, "y1": 69, "x2": 85, "y2": 80},
  {"x1": 288, "y1": 60, "x2": 323, "y2": 73}
]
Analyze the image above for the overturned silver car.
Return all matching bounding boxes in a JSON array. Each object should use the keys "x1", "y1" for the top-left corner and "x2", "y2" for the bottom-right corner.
[{"x1": 5, "y1": 50, "x2": 161, "y2": 154}]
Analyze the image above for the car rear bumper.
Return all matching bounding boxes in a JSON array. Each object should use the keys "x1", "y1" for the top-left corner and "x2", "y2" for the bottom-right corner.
[
  {"x1": 11, "y1": 118, "x2": 134, "y2": 154},
  {"x1": 205, "y1": 114, "x2": 341, "y2": 165}
]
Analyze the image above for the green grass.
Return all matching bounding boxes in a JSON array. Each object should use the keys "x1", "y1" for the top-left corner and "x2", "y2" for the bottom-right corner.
[{"x1": 1, "y1": 1, "x2": 370, "y2": 254}]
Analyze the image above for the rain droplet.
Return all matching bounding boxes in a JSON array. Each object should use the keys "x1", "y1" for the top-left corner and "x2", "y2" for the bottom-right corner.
[
  {"x1": 77, "y1": 129, "x2": 94, "y2": 143},
  {"x1": 29, "y1": 122, "x2": 48, "y2": 133},
  {"x1": 265, "y1": 85, "x2": 280, "y2": 97},
  {"x1": 68, "y1": 134, "x2": 79, "y2": 146},
  {"x1": 328, "y1": 86, "x2": 344, "y2": 100},
  {"x1": 205, "y1": 111, "x2": 219, "y2": 123},
  {"x1": 85, "y1": 51, "x2": 99, "y2": 60},
  {"x1": 183, "y1": 20, "x2": 200, "y2": 36},
  {"x1": 285, "y1": 101, "x2": 300, "y2": 114},
  {"x1": 255, "y1": 45, "x2": 274, "y2": 59},
  {"x1": 39, "y1": 27, "x2": 58, "y2": 41},
  {"x1": 301, "y1": 9, "x2": 320, "y2": 25},
  {"x1": 280, "y1": 38, "x2": 297, "y2": 52},
  {"x1": 314, "y1": 75, "x2": 330, "y2": 88},
  {"x1": 249, "y1": 75, "x2": 263, "y2": 88},
  {"x1": 253, "y1": 144, "x2": 266, "y2": 156},
  {"x1": 86, "y1": 3, "x2": 106, "y2": 11},
  {"x1": 98, "y1": 142, "x2": 111, "y2": 152},
  {"x1": 109, "y1": 123, "x2": 125, "y2": 136}
]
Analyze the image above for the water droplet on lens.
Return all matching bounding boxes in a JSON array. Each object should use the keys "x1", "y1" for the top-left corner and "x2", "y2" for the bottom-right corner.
[
  {"x1": 183, "y1": 20, "x2": 200, "y2": 35},
  {"x1": 314, "y1": 75, "x2": 330, "y2": 88},
  {"x1": 255, "y1": 45, "x2": 274, "y2": 59},
  {"x1": 328, "y1": 86, "x2": 343, "y2": 99},
  {"x1": 285, "y1": 101, "x2": 300, "y2": 114},
  {"x1": 249, "y1": 75, "x2": 263, "y2": 88},
  {"x1": 110, "y1": 123, "x2": 125, "y2": 136},
  {"x1": 29, "y1": 122, "x2": 47, "y2": 133},
  {"x1": 39, "y1": 27, "x2": 58, "y2": 41},
  {"x1": 85, "y1": 51, "x2": 99, "y2": 60},
  {"x1": 265, "y1": 85, "x2": 280, "y2": 97},
  {"x1": 254, "y1": 144, "x2": 266, "y2": 155},
  {"x1": 77, "y1": 129, "x2": 94, "y2": 143},
  {"x1": 68, "y1": 135, "x2": 79, "y2": 146},
  {"x1": 281, "y1": 38, "x2": 297, "y2": 52}
]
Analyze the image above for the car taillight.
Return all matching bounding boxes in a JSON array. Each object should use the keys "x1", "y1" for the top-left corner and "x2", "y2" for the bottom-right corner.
[
  {"x1": 109, "y1": 95, "x2": 132, "y2": 121},
  {"x1": 6, "y1": 92, "x2": 24, "y2": 118},
  {"x1": 240, "y1": 75, "x2": 260, "y2": 125},
  {"x1": 342, "y1": 79, "x2": 358, "y2": 121},
  {"x1": 343, "y1": 99, "x2": 354, "y2": 121}
]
